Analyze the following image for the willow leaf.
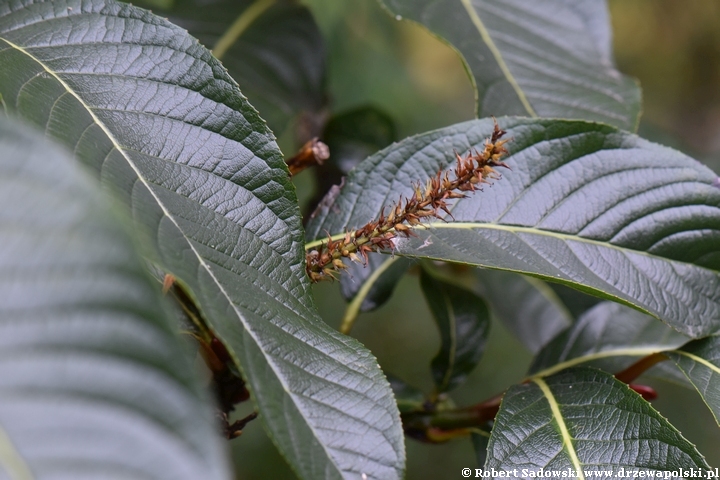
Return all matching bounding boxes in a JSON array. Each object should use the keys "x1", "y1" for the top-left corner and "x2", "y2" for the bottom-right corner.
[{"x1": 0, "y1": 2, "x2": 404, "y2": 478}]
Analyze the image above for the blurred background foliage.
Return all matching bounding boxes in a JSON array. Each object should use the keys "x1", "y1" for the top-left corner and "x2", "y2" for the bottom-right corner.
[{"x1": 136, "y1": 0, "x2": 720, "y2": 477}]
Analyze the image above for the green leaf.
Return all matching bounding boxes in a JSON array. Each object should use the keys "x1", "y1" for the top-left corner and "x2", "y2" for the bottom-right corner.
[
  {"x1": 665, "y1": 336, "x2": 720, "y2": 426},
  {"x1": 546, "y1": 282, "x2": 602, "y2": 319},
  {"x1": 474, "y1": 270, "x2": 572, "y2": 353},
  {"x1": 379, "y1": 0, "x2": 641, "y2": 130},
  {"x1": 0, "y1": 117, "x2": 230, "y2": 479},
  {"x1": 340, "y1": 254, "x2": 412, "y2": 314},
  {"x1": 322, "y1": 108, "x2": 402, "y2": 322},
  {"x1": 0, "y1": 2, "x2": 404, "y2": 479},
  {"x1": 471, "y1": 431, "x2": 490, "y2": 469},
  {"x1": 529, "y1": 302, "x2": 688, "y2": 378},
  {"x1": 308, "y1": 117, "x2": 720, "y2": 338},
  {"x1": 420, "y1": 268, "x2": 490, "y2": 393},
  {"x1": 486, "y1": 368, "x2": 710, "y2": 474},
  {"x1": 135, "y1": 0, "x2": 327, "y2": 135},
  {"x1": 387, "y1": 374, "x2": 426, "y2": 414},
  {"x1": 322, "y1": 106, "x2": 397, "y2": 175}
]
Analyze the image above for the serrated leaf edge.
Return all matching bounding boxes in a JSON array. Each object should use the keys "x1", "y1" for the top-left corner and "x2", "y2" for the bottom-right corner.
[{"x1": 0, "y1": 35, "x2": 349, "y2": 478}]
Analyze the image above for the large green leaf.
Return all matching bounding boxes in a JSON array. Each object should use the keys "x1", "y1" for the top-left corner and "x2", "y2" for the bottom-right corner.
[
  {"x1": 420, "y1": 268, "x2": 490, "y2": 393},
  {"x1": 0, "y1": 2, "x2": 404, "y2": 479},
  {"x1": 486, "y1": 368, "x2": 709, "y2": 474},
  {"x1": 135, "y1": 0, "x2": 327, "y2": 135},
  {"x1": 666, "y1": 336, "x2": 720, "y2": 426},
  {"x1": 379, "y1": 0, "x2": 641, "y2": 130},
  {"x1": 307, "y1": 117, "x2": 720, "y2": 338},
  {"x1": 529, "y1": 302, "x2": 687, "y2": 378},
  {"x1": 0, "y1": 117, "x2": 230, "y2": 479},
  {"x1": 474, "y1": 269, "x2": 572, "y2": 353}
]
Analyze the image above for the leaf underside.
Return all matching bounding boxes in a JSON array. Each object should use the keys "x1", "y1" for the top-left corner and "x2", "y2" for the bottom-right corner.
[
  {"x1": 0, "y1": 1, "x2": 404, "y2": 479},
  {"x1": 380, "y1": 0, "x2": 641, "y2": 130},
  {"x1": 474, "y1": 269, "x2": 572, "y2": 353},
  {"x1": 666, "y1": 335, "x2": 720, "y2": 426},
  {"x1": 308, "y1": 117, "x2": 720, "y2": 338},
  {"x1": 0, "y1": 116, "x2": 230, "y2": 480},
  {"x1": 530, "y1": 301, "x2": 688, "y2": 378}
]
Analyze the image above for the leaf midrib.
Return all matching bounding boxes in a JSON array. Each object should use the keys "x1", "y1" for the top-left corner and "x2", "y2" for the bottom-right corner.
[
  {"x1": 458, "y1": 0, "x2": 536, "y2": 116},
  {"x1": 212, "y1": 0, "x2": 276, "y2": 60},
  {"x1": 0, "y1": 36, "x2": 347, "y2": 477},
  {"x1": 531, "y1": 347, "x2": 663, "y2": 379},
  {"x1": 416, "y1": 222, "x2": 720, "y2": 273},
  {"x1": 0, "y1": 420, "x2": 33, "y2": 480},
  {"x1": 532, "y1": 378, "x2": 585, "y2": 479}
]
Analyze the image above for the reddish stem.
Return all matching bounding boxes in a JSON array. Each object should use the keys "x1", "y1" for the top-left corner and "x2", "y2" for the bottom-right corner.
[{"x1": 615, "y1": 352, "x2": 668, "y2": 384}]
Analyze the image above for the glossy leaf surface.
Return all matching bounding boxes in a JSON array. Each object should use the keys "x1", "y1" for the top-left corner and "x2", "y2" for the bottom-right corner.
[
  {"x1": 420, "y1": 269, "x2": 491, "y2": 393},
  {"x1": 666, "y1": 336, "x2": 720, "y2": 425},
  {"x1": 486, "y1": 368, "x2": 709, "y2": 474},
  {"x1": 380, "y1": 0, "x2": 641, "y2": 130},
  {"x1": 474, "y1": 269, "x2": 572, "y2": 353},
  {"x1": 0, "y1": 2, "x2": 404, "y2": 478},
  {"x1": 529, "y1": 302, "x2": 687, "y2": 377},
  {"x1": 0, "y1": 117, "x2": 230, "y2": 480},
  {"x1": 137, "y1": 0, "x2": 326, "y2": 135},
  {"x1": 308, "y1": 117, "x2": 720, "y2": 338}
]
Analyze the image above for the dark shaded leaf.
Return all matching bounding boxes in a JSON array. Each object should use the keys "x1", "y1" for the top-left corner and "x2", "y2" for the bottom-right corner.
[
  {"x1": 137, "y1": 0, "x2": 326, "y2": 135},
  {"x1": 546, "y1": 282, "x2": 602, "y2": 319},
  {"x1": 666, "y1": 336, "x2": 720, "y2": 425},
  {"x1": 380, "y1": 0, "x2": 641, "y2": 130},
  {"x1": 323, "y1": 106, "x2": 397, "y2": 174},
  {"x1": 0, "y1": 2, "x2": 404, "y2": 478},
  {"x1": 308, "y1": 117, "x2": 720, "y2": 338},
  {"x1": 486, "y1": 368, "x2": 709, "y2": 474},
  {"x1": 387, "y1": 374, "x2": 426, "y2": 414},
  {"x1": 529, "y1": 302, "x2": 688, "y2": 378},
  {"x1": 340, "y1": 254, "x2": 412, "y2": 314},
  {"x1": 474, "y1": 269, "x2": 572, "y2": 353},
  {"x1": 0, "y1": 116, "x2": 230, "y2": 480},
  {"x1": 420, "y1": 268, "x2": 491, "y2": 393},
  {"x1": 471, "y1": 432, "x2": 490, "y2": 469},
  {"x1": 323, "y1": 108, "x2": 402, "y2": 317}
]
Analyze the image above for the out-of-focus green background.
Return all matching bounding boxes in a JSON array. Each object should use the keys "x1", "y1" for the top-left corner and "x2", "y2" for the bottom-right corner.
[{"x1": 232, "y1": 1, "x2": 720, "y2": 477}]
